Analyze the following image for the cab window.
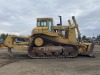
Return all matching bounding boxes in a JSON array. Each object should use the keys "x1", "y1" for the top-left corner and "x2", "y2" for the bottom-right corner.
[
  {"x1": 37, "y1": 21, "x2": 40, "y2": 26},
  {"x1": 37, "y1": 20, "x2": 47, "y2": 27}
]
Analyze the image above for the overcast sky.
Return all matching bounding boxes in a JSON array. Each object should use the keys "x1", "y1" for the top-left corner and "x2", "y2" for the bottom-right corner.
[{"x1": 0, "y1": 0, "x2": 100, "y2": 37}]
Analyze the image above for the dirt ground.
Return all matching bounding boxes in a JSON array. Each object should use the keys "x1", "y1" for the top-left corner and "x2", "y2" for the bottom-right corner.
[{"x1": 0, "y1": 46, "x2": 100, "y2": 75}]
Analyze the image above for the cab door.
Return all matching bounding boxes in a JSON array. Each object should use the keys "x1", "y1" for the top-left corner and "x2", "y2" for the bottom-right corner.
[{"x1": 48, "y1": 20, "x2": 52, "y2": 32}]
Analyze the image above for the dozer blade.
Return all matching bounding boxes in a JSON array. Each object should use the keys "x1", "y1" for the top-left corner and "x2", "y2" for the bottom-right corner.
[
  {"x1": 86, "y1": 43, "x2": 94, "y2": 57},
  {"x1": 79, "y1": 43, "x2": 95, "y2": 58}
]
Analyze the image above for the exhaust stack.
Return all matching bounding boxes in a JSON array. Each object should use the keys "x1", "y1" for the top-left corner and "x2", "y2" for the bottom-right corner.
[{"x1": 57, "y1": 16, "x2": 62, "y2": 26}]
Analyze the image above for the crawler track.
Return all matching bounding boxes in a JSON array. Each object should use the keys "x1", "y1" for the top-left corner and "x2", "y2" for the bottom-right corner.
[{"x1": 28, "y1": 35, "x2": 78, "y2": 59}]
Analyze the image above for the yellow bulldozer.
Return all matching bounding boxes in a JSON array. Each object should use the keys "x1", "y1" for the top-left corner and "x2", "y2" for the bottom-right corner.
[{"x1": 2, "y1": 16, "x2": 94, "y2": 58}]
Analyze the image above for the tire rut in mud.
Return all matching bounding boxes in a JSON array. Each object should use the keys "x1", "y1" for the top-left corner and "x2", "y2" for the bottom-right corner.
[{"x1": 0, "y1": 53, "x2": 28, "y2": 68}]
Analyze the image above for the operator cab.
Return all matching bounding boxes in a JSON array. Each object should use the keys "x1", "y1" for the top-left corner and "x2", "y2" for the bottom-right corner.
[{"x1": 37, "y1": 18, "x2": 53, "y2": 31}]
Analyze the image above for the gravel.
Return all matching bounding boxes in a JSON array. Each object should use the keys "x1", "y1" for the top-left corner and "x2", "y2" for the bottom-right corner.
[{"x1": 0, "y1": 46, "x2": 100, "y2": 75}]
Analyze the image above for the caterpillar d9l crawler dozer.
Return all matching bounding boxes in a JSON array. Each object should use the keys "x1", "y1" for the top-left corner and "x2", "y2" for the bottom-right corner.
[
  {"x1": 28, "y1": 16, "x2": 94, "y2": 58},
  {"x1": 3, "y1": 16, "x2": 94, "y2": 58}
]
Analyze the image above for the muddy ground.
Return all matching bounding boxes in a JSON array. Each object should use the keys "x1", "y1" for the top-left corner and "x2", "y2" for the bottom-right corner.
[{"x1": 0, "y1": 46, "x2": 100, "y2": 75}]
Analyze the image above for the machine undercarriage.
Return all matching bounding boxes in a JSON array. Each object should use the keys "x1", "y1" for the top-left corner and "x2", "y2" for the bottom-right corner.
[{"x1": 28, "y1": 35, "x2": 78, "y2": 58}]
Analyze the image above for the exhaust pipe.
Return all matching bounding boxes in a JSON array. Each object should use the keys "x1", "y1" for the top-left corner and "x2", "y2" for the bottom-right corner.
[{"x1": 57, "y1": 15, "x2": 62, "y2": 26}]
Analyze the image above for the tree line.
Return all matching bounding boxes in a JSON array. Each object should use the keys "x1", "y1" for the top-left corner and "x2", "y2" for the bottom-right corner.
[
  {"x1": 0, "y1": 33, "x2": 8, "y2": 41},
  {"x1": 82, "y1": 35, "x2": 100, "y2": 41}
]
